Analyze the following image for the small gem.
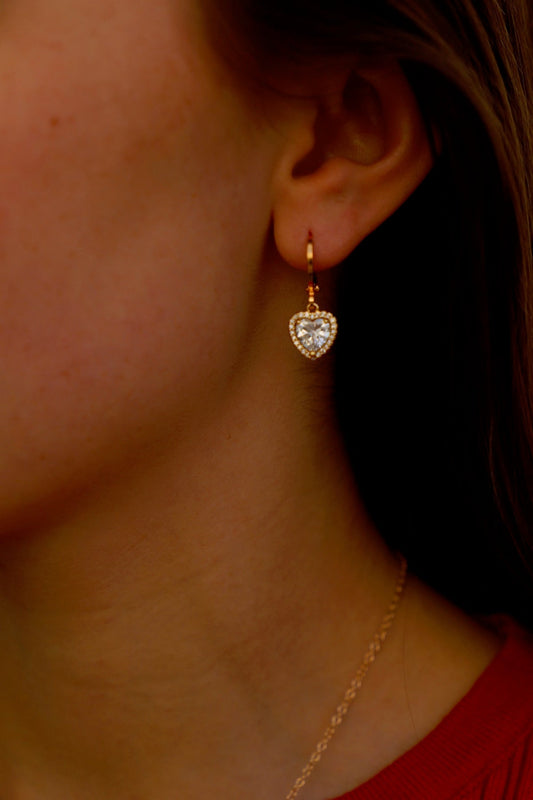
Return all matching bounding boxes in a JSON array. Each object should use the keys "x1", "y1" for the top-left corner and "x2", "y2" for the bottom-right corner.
[{"x1": 295, "y1": 318, "x2": 331, "y2": 352}]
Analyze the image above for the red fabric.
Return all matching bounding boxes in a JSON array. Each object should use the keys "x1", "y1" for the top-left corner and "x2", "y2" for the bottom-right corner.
[{"x1": 331, "y1": 616, "x2": 533, "y2": 799}]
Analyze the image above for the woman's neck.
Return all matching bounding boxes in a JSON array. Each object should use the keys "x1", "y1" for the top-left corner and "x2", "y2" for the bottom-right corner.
[
  {"x1": 0, "y1": 358, "x2": 499, "y2": 800},
  {"x1": 0, "y1": 360, "x2": 403, "y2": 799}
]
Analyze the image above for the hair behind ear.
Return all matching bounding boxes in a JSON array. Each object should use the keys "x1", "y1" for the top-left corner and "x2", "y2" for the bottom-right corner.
[{"x1": 333, "y1": 58, "x2": 533, "y2": 628}]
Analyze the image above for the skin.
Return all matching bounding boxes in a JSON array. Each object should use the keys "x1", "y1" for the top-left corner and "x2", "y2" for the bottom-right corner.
[
  {"x1": 0, "y1": 0, "x2": 281, "y2": 526},
  {"x1": 0, "y1": 1, "x2": 500, "y2": 798}
]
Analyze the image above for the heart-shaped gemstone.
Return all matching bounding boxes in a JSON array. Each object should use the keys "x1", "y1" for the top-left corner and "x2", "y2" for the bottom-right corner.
[{"x1": 289, "y1": 311, "x2": 338, "y2": 359}]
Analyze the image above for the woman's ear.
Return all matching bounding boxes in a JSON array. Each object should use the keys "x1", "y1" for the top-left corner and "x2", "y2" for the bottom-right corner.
[{"x1": 271, "y1": 60, "x2": 434, "y2": 270}]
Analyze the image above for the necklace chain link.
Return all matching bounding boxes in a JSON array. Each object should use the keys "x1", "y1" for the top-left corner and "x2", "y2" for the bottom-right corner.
[{"x1": 284, "y1": 555, "x2": 408, "y2": 800}]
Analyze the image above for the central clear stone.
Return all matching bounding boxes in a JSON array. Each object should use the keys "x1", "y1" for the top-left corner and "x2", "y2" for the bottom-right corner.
[{"x1": 296, "y1": 318, "x2": 331, "y2": 351}]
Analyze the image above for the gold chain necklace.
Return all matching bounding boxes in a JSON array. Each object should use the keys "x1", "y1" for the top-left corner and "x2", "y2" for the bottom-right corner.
[{"x1": 284, "y1": 555, "x2": 408, "y2": 800}]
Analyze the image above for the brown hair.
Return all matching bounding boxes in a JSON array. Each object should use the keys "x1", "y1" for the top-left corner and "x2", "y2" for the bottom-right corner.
[{"x1": 206, "y1": 0, "x2": 533, "y2": 625}]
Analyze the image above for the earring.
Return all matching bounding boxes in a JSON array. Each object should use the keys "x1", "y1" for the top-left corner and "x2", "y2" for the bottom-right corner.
[{"x1": 289, "y1": 234, "x2": 338, "y2": 360}]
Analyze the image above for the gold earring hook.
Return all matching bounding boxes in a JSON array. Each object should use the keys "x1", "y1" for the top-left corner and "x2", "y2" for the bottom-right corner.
[{"x1": 306, "y1": 233, "x2": 319, "y2": 312}]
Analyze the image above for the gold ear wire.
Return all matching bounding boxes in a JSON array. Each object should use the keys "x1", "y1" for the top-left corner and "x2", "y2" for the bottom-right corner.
[
  {"x1": 289, "y1": 233, "x2": 338, "y2": 360},
  {"x1": 306, "y1": 235, "x2": 318, "y2": 310}
]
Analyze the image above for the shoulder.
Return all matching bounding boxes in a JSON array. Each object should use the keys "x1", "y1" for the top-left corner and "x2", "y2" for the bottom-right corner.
[
  {"x1": 337, "y1": 615, "x2": 533, "y2": 800},
  {"x1": 447, "y1": 616, "x2": 533, "y2": 799}
]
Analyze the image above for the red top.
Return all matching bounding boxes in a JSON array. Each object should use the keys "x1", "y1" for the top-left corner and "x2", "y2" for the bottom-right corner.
[{"x1": 331, "y1": 616, "x2": 533, "y2": 800}]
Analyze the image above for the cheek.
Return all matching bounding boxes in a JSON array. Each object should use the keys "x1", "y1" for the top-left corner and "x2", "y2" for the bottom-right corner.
[{"x1": 0, "y1": 9, "x2": 271, "y2": 524}]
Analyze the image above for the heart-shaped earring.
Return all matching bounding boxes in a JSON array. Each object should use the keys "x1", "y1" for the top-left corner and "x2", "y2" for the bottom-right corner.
[{"x1": 289, "y1": 234, "x2": 338, "y2": 360}]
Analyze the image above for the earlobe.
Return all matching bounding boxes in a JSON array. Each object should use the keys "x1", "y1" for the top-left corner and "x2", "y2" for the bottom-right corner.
[{"x1": 272, "y1": 61, "x2": 434, "y2": 271}]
